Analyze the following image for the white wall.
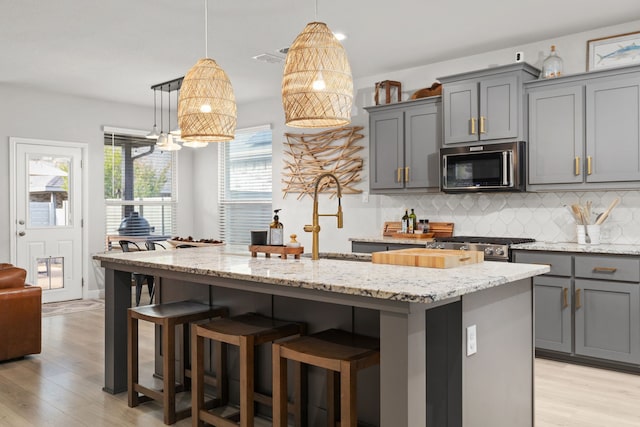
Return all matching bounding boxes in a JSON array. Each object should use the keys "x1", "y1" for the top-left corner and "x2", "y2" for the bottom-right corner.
[
  {"x1": 192, "y1": 18, "x2": 640, "y2": 251},
  {"x1": 0, "y1": 84, "x2": 195, "y2": 293}
]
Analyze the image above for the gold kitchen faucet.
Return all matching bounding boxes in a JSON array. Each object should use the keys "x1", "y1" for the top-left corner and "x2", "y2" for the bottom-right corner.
[{"x1": 304, "y1": 173, "x2": 343, "y2": 260}]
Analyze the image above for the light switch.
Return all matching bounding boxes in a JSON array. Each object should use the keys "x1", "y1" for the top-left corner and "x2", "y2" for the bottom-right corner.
[{"x1": 466, "y1": 324, "x2": 477, "y2": 356}]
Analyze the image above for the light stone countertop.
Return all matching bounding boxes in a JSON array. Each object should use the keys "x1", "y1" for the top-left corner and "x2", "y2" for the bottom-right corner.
[
  {"x1": 94, "y1": 245, "x2": 549, "y2": 304},
  {"x1": 512, "y1": 241, "x2": 640, "y2": 256}
]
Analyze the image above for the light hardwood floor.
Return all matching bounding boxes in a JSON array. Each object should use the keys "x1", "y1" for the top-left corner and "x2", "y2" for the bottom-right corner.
[{"x1": 1, "y1": 305, "x2": 640, "y2": 426}]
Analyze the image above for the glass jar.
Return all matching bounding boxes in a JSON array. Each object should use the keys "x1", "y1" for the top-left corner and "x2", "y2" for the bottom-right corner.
[{"x1": 541, "y1": 45, "x2": 563, "y2": 79}]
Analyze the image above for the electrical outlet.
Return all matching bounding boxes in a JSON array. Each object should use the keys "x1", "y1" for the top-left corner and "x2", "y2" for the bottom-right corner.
[
  {"x1": 466, "y1": 324, "x2": 477, "y2": 356},
  {"x1": 362, "y1": 191, "x2": 369, "y2": 203}
]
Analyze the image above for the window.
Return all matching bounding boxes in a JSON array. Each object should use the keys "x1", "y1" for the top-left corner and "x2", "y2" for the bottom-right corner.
[
  {"x1": 104, "y1": 132, "x2": 176, "y2": 249},
  {"x1": 218, "y1": 125, "x2": 272, "y2": 244}
]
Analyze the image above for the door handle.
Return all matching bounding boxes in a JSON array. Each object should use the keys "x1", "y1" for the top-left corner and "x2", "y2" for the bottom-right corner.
[
  {"x1": 562, "y1": 288, "x2": 568, "y2": 309},
  {"x1": 480, "y1": 116, "x2": 486, "y2": 134},
  {"x1": 405, "y1": 166, "x2": 409, "y2": 182},
  {"x1": 587, "y1": 156, "x2": 593, "y2": 175},
  {"x1": 18, "y1": 231, "x2": 26, "y2": 237},
  {"x1": 470, "y1": 117, "x2": 476, "y2": 135},
  {"x1": 575, "y1": 288, "x2": 582, "y2": 309},
  {"x1": 397, "y1": 168, "x2": 401, "y2": 183},
  {"x1": 574, "y1": 157, "x2": 580, "y2": 176}
]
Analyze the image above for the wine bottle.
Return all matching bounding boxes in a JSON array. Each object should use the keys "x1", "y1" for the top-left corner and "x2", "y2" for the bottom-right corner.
[
  {"x1": 409, "y1": 209, "x2": 417, "y2": 234},
  {"x1": 401, "y1": 210, "x2": 409, "y2": 233}
]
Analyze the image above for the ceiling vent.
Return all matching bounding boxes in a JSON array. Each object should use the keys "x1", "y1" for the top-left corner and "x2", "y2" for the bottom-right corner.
[{"x1": 252, "y1": 53, "x2": 285, "y2": 64}]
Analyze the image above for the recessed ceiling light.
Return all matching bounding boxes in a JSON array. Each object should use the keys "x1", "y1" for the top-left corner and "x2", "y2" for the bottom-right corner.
[{"x1": 334, "y1": 32, "x2": 347, "y2": 41}]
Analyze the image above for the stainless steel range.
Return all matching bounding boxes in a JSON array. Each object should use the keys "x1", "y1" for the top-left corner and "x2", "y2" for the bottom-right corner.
[{"x1": 425, "y1": 236, "x2": 535, "y2": 262}]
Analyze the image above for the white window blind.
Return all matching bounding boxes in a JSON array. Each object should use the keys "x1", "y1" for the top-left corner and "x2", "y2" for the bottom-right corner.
[
  {"x1": 218, "y1": 125, "x2": 272, "y2": 244},
  {"x1": 104, "y1": 132, "x2": 177, "y2": 249}
]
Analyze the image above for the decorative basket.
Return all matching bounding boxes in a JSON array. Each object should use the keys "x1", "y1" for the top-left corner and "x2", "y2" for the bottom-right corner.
[{"x1": 410, "y1": 82, "x2": 442, "y2": 100}]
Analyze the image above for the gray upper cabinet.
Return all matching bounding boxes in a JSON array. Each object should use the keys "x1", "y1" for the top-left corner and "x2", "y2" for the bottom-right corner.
[
  {"x1": 586, "y1": 76, "x2": 640, "y2": 183},
  {"x1": 439, "y1": 63, "x2": 539, "y2": 145},
  {"x1": 528, "y1": 86, "x2": 584, "y2": 185},
  {"x1": 526, "y1": 64, "x2": 640, "y2": 190},
  {"x1": 369, "y1": 109, "x2": 404, "y2": 190},
  {"x1": 365, "y1": 97, "x2": 441, "y2": 192}
]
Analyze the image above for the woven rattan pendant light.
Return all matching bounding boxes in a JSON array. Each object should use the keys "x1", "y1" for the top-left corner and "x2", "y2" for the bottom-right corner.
[
  {"x1": 178, "y1": 0, "x2": 236, "y2": 142},
  {"x1": 282, "y1": 1, "x2": 353, "y2": 128}
]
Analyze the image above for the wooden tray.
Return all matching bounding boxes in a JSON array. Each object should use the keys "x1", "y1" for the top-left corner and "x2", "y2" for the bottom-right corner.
[
  {"x1": 249, "y1": 245, "x2": 304, "y2": 259},
  {"x1": 391, "y1": 232, "x2": 435, "y2": 239},
  {"x1": 383, "y1": 221, "x2": 454, "y2": 238},
  {"x1": 372, "y1": 248, "x2": 483, "y2": 269}
]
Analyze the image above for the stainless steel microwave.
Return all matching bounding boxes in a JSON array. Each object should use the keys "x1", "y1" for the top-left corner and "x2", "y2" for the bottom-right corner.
[{"x1": 440, "y1": 141, "x2": 525, "y2": 193}]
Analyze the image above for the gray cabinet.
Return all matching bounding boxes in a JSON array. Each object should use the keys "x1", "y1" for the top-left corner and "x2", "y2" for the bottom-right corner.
[
  {"x1": 525, "y1": 64, "x2": 640, "y2": 190},
  {"x1": 366, "y1": 98, "x2": 441, "y2": 192},
  {"x1": 574, "y1": 279, "x2": 640, "y2": 364},
  {"x1": 586, "y1": 76, "x2": 640, "y2": 183},
  {"x1": 514, "y1": 249, "x2": 640, "y2": 368},
  {"x1": 439, "y1": 63, "x2": 539, "y2": 145},
  {"x1": 351, "y1": 241, "x2": 424, "y2": 253},
  {"x1": 514, "y1": 251, "x2": 572, "y2": 353},
  {"x1": 574, "y1": 254, "x2": 640, "y2": 364},
  {"x1": 534, "y1": 275, "x2": 572, "y2": 353},
  {"x1": 528, "y1": 86, "x2": 584, "y2": 185}
]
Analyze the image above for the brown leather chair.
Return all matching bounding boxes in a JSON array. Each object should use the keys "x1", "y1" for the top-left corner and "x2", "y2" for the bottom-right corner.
[{"x1": 0, "y1": 263, "x2": 42, "y2": 362}]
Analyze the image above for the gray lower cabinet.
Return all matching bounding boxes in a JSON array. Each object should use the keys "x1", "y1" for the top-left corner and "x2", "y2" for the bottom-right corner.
[
  {"x1": 534, "y1": 275, "x2": 572, "y2": 353},
  {"x1": 525, "y1": 64, "x2": 640, "y2": 190},
  {"x1": 365, "y1": 97, "x2": 441, "y2": 192},
  {"x1": 351, "y1": 241, "x2": 424, "y2": 253},
  {"x1": 514, "y1": 250, "x2": 640, "y2": 368},
  {"x1": 574, "y1": 278, "x2": 640, "y2": 364},
  {"x1": 438, "y1": 63, "x2": 539, "y2": 145}
]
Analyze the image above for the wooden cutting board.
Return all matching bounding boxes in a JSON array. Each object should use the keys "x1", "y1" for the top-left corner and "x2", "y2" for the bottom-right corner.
[
  {"x1": 372, "y1": 248, "x2": 484, "y2": 269},
  {"x1": 383, "y1": 221, "x2": 454, "y2": 238}
]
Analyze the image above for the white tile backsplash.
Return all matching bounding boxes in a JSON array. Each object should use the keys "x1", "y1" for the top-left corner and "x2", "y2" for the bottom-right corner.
[{"x1": 380, "y1": 190, "x2": 640, "y2": 245}]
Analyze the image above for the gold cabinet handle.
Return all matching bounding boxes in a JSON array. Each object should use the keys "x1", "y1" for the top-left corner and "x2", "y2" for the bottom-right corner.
[
  {"x1": 562, "y1": 288, "x2": 568, "y2": 309},
  {"x1": 397, "y1": 168, "x2": 401, "y2": 183},
  {"x1": 593, "y1": 266, "x2": 617, "y2": 273},
  {"x1": 574, "y1": 157, "x2": 580, "y2": 176},
  {"x1": 575, "y1": 288, "x2": 582, "y2": 309},
  {"x1": 587, "y1": 156, "x2": 593, "y2": 175},
  {"x1": 405, "y1": 166, "x2": 409, "y2": 182},
  {"x1": 470, "y1": 117, "x2": 476, "y2": 135},
  {"x1": 480, "y1": 116, "x2": 486, "y2": 134}
]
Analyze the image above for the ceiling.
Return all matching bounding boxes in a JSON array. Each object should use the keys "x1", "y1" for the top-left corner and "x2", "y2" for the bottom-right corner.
[{"x1": 2, "y1": 0, "x2": 640, "y2": 108}]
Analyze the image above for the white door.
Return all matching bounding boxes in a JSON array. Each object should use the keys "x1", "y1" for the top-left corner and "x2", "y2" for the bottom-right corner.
[{"x1": 12, "y1": 139, "x2": 84, "y2": 303}]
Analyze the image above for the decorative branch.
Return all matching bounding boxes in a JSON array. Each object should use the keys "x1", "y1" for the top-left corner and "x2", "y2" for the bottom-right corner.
[{"x1": 282, "y1": 126, "x2": 364, "y2": 199}]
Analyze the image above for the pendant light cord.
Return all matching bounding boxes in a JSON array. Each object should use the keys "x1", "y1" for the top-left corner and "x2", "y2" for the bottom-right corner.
[
  {"x1": 153, "y1": 88, "x2": 157, "y2": 126},
  {"x1": 315, "y1": 0, "x2": 318, "y2": 21},
  {"x1": 204, "y1": 0, "x2": 208, "y2": 58},
  {"x1": 160, "y1": 87, "x2": 164, "y2": 132}
]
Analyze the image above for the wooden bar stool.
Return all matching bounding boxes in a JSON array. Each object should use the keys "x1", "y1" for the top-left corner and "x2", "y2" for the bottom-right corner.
[
  {"x1": 128, "y1": 301, "x2": 228, "y2": 425},
  {"x1": 272, "y1": 329, "x2": 380, "y2": 427},
  {"x1": 191, "y1": 312, "x2": 305, "y2": 427}
]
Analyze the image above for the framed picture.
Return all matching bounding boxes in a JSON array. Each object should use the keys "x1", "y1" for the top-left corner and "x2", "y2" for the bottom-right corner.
[{"x1": 587, "y1": 30, "x2": 640, "y2": 71}]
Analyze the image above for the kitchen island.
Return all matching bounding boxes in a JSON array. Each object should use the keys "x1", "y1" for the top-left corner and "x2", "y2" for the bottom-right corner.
[{"x1": 94, "y1": 245, "x2": 549, "y2": 427}]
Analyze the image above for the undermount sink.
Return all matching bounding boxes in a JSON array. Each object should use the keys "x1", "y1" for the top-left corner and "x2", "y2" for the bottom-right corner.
[{"x1": 301, "y1": 252, "x2": 372, "y2": 262}]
